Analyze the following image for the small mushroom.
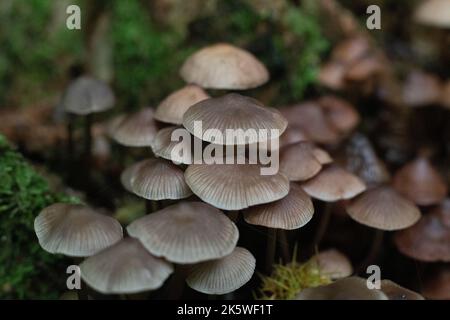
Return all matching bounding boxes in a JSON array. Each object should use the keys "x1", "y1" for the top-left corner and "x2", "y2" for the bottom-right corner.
[
  {"x1": 155, "y1": 85, "x2": 210, "y2": 125},
  {"x1": 414, "y1": 0, "x2": 450, "y2": 28},
  {"x1": 318, "y1": 96, "x2": 360, "y2": 134},
  {"x1": 347, "y1": 186, "x2": 421, "y2": 231},
  {"x1": 34, "y1": 203, "x2": 123, "y2": 257},
  {"x1": 120, "y1": 158, "x2": 192, "y2": 200},
  {"x1": 401, "y1": 70, "x2": 442, "y2": 107},
  {"x1": 184, "y1": 162, "x2": 290, "y2": 210},
  {"x1": 302, "y1": 165, "x2": 366, "y2": 202},
  {"x1": 182, "y1": 93, "x2": 287, "y2": 145},
  {"x1": 394, "y1": 199, "x2": 450, "y2": 262},
  {"x1": 186, "y1": 247, "x2": 255, "y2": 295},
  {"x1": 127, "y1": 202, "x2": 239, "y2": 264},
  {"x1": 393, "y1": 155, "x2": 448, "y2": 206},
  {"x1": 312, "y1": 249, "x2": 353, "y2": 280},
  {"x1": 108, "y1": 108, "x2": 158, "y2": 147},
  {"x1": 151, "y1": 126, "x2": 196, "y2": 165},
  {"x1": 80, "y1": 238, "x2": 173, "y2": 294},
  {"x1": 295, "y1": 277, "x2": 388, "y2": 300},
  {"x1": 243, "y1": 183, "x2": 314, "y2": 230},
  {"x1": 180, "y1": 43, "x2": 269, "y2": 90}
]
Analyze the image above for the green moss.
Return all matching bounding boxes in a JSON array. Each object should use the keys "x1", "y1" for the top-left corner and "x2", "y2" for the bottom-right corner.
[{"x1": 0, "y1": 135, "x2": 78, "y2": 299}]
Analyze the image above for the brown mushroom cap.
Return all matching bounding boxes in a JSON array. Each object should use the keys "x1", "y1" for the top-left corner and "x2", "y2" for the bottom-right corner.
[
  {"x1": 80, "y1": 238, "x2": 173, "y2": 294},
  {"x1": 154, "y1": 85, "x2": 210, "y2": 125},
  {"x1": 380, "y1": 280, "x2": 424, "y2": 300},
  {"x1": 280, "y1": 103, "x2": 340, "y2": 144},
  {"x1": 345, "y1": 54, "x2": 383, "y2": 82},
  {"x1": 423, "y1": 268, "x2": 450, "y2": 300},
  {"x1": 120, "y1": 158, "x2": 192, "y2": 201},
  {"x1": 151, "y1": 126, "x2": 195, "y2": 165},
  {"x1": 186, "y1": 247, "x2": 255, "y2": 295},
  {"x1": 318, "y1": 96, "x2": 360, "y2": 133},
  {"x1": 243, "y1": 183, "x2": 314, "y2": 230},
  {"x1": 393, "y1": 156, "x2": 448, "y2": 206},
  {"x1": 34, "y1": 203, "x2": 123, "y2": 257},
  {"x1": 347, "y1": 186, "x2": 421, "y2": 231},
  {"x1": 109, "y1": 108, "x2": 158, "y2": 147},
  {"x1": 331, "y1": 36, "x2": 371, "y2": 65},
  {"x1": 180, "y1": 43, "x2": 269, "y2": 90},
  {"x1": 279, "y1": 142, "x2": 325, "y2": 181},
  {"x1": 414, "y1": 0, "x2": 450, "y2": 28},
  {"x1": 394, "y1": 199, "x2": 450, "y2": 262},
  {"x1": 127, "y1": 202, "x2": 239, "y2": 264},
  {"x1": 302, "y1": 166, "x2": 366, "y2": 202},
  {"x1": 312, "y1": 249, "x2": 353, "y2": 280},
  {"x1": 318, "y1": 62, "x2": 346, "y2": 90},
  {"x1": 185, "y1": 162, "x2": 290, "y2": 210},
  {"x1": 61, "y1": 76, "x2": 115, "y2": 115},
  {"x1": 183, "y1": 93, "x2": 287, "y2": 145},
  {"x1": 295, "y1": 277, "x2": 388, "y2": 300},
  {"x1": 401, "y1": 70, "x2": 442, "y2": 107}
]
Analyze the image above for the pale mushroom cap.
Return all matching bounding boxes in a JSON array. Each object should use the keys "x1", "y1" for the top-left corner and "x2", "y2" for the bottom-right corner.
[
  {"x1": 185, "y1": 163, "x2": 290, "y2": 210},
  {"x1": 394, "y1": 199, "x2": 450, "y2": 262},
  {"x1": 347, "y1": 186, "x2": 421, "y2": 231},
  {"x1": 313, "y1": 249, "x2": 353, "y2": 280},
  {"x1": 186, "y1": 247, "x2": 256, "y2": 295},
  {"x1": 318, "y1": 62, "x2": 346, "y2": 90},
  {"x1": 34, "y1": 203, "x2": 123, "y2": 257},
  {"x1": 127, "y1": 202, "x2": 239, "y2": 264},
  {"x1": 180, "y1": 43, "x2": 269, "y2": 90},
  {"x1": 151, "y1": 126, "x2": 195, "y2": 165},
  {"x1": 279, "y1": 142, "x2": 324, "y2": 181},
  {"x1": 295, "y1": 277, "x2": 388, "y2": 300},
  {"x1": 393, "y1": 156, "x2": 448, "y2": 206},
  {"x1": 154, "y1": 85, "x2": 210, "y2": 125},
  {"x1": 302, "y1": 166, "x2": 366, "y2": 202},
  {"x1": 401, "y1": 70, "x2": 442, "y2": 107},
  {"x1": 62, "y1": 76, "x2": 115, "y2": 115},
  {"x1": 183, "y1": 93, "x2": 287, "y2": 145},
  {"x1": 109, "y1": 108, "x2": 158, "y2": 147},
  {"x1": 243, "y1": 183, "x2": 314, "y2": 230},
  {"x1": 380, "y1": 280, "x2": 424, "y2": 300},
  {"x1": 414, "y1": 0, "x2": 450, "y2": 28},
  {"x1": 120, "y1": 158, "x2": 192, "y2": 201},
  {"x1": 80, "y1": 238, "x2": 173, "y2": 294}
]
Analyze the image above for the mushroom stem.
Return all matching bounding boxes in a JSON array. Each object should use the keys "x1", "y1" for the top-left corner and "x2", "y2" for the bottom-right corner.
[
  {"x1": 358, "y1": 229, "x2": 384, "y2": 273},
  {"x1": 66, "y1": 116, "x2": 74, "y2": 163},
  {"x1": 74, "y1": 258, "x2": 89, "y2": 300},
  {"x1": 312, "y1": 202, "x2": 333, "y2": 250},
  {"x1": 145, "y1": 200, "x2": 160, "y2": 214},
  {"x1": 278, "y1": 230, "x2": 291, "y2": 263},
  {"x1": 265, "y1": 228, "x2": 278, "y2": 274},
  {"x1": 165, "y1": 265, "x2": 186, "y2": 300},
  {"x1": 84, "y1": 114, "x2": 93, "y2": 160}
]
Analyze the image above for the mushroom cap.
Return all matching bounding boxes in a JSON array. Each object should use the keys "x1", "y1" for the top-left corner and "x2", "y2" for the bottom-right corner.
[
  {"x1": 312, "y1": 249, "x2": 353, "y2": 280},
  {"x1": 401, "y1": 70, "x2": 442, "y2": 107},
  {"x1": 394, "y1": 199, "x2": 450, "y2": 262},
  {"x1": 393, "y1": 156, "x2": 448, "y2": 206},
  {"x1": 120, "y1": 158, "x2": 192, "y2": 201},
  {"x1": 80, "y1": 238, "x2": 173, "y2": 294},
  {"x1": 151, "y1": 126, "x2": 195, "y2": 165},
  {"x1": 331, "y1": 36, "x2": 371, "y2": 65},
  {"x1": 347, "y1": 186, "x2": 421, "y2": 231},
  {"x1": 154, "y1": 85, "x2": 210, "y2": 125},
  {"x1": 280, "y1": 102, "x2": 340, "y2": 144},
  {"x1": 280, "y1": 142, "x2": 328, "y2": 181},
  {"x1": 185, "y1": 162, "x2": 290, "y2": 210},
  {"x1": 302, "y1": 166, "x2": 366, "y2": 202},
  {"x1": 34, "y1": 203, "x2": 123, "y2": 257},
  {"x1": 414, "y1": 0, "x2": 450, "y2": 28},
  {"x1": 108, "y1": 108, "x2": 158, "y2": 147},
  {"x1": 61, "y1": 76, "x2": 115, "y2": 115},
  {"x1": 345, "y1": 54, "x2": 383, "y2": 82},
  {"x1": 243, "y1": 183, "x2": 314, "y2": 230},
  {"x1": 186, "y1": 247, "x2": 255, "y2": 295},
  {"x1": 180, "y1": 43, "x2": 269, "y2": 90},
  {"x1": 318, "y1": 96, "x2": 360, "y2": 133},
  {"x1": 295, "y1": 277, "x2": 388, "y2": 300},
  {"x1": 423, "y1": 268, "x2": 450, "y2": 300},
  {"x1": 183, "y1": 93, "x2": 287, "y2": 145},
  {"x1": 380, "y1": 280, "x2": 424, "y2": 300},
  {"x1": 318, "y1": 62, "x2": 346, "y2": 90},
  {"x1": 127, "y1": 202, "x2": 239, "y2": 264}
]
